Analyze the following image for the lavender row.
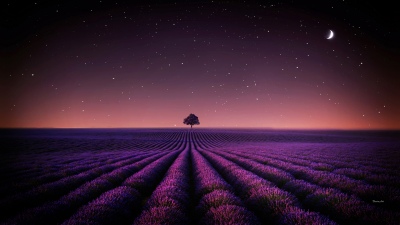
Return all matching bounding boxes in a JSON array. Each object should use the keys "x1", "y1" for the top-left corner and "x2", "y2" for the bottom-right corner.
[
  {"x1": 198, "y1": 149, "x2": 336, "y2": 224},
  {"x1": 0, "y1": 147, "x2": 167, "y2": 187},
  {"x1": 191, "y1": 149, "x2": 259, "y2": 225},
  {"x1": 0, "y1": 164, "x2": 114, "y2": 220},
  {"x1": 62, "y1": 186, "x2": 141, "y2": 225},
  {"x1": 207, "y1": 146, "x2": 400, "y2": 223},
  {"x1": 221, "y1": 148, "x2": 400, "y2": 209},
  {"x1": 232, "y1": 141, "x2": 399, "y2": 177},
  {"x1": 4, "y1": 149, "x2": 157, "y2": 190},
  {"x1": 1, "y1": 149, "x2": 159, "y2": 185},
  {"x1": 272, "y1": 150, "x2": 397, "y2": 208},
  {"x1": 196, "y1": 136, "x2": 400, "y2": 188},
  {"x1": 259, "y1": 143, "x2": 400, "y2": 176},
  {"x1": 132, "y1": 132, "x2": 191, "y2": 224},
  {"x1": 193, "y1": 130, "x2": 242, "y2": 148},
  {"x1": 288, "y1": 150, "x2": 400, "y2": 177},
  {"x1": 0, "y1": 151, "x2": 158, "y2": 199},
  {"x1": 134, "y1": 149, "x2": 191, "y2": 224},
  {"x1": 192, "y1": 149, "x2": 233, "y2": 197},
  {"x1": 333, "y1": 167, "x2": 400, "y2": 188},
  {"x1": 299, "y1": 143, "x2": 400, "y2": 172},
  {"x1": 131, "y1": 131, "x2": 186, "y2": 151},
  {"x1": 133, "y1": 130, "x2": 188, "y2": 152},
  {"x1": 169, "y1": 131, "x2": 191, "y2": 151},
  {"x1": 283, "y1": 179, "x2": 400, "y2": 224},
  {"x1": 190, "y1": 132, "x2": 260, "y2": 224},
  {"x1": 208, "y1": 149, "x2": 294, "y2": 188},
  {"x1": 191, "y1": 131, "x2": 225, "y2": 149},
  {"x1": 190, "y1": 132, "x2": 209, "y2": 150},
  {"x1": 209, "y1": 149, "x2": 395, "y2": 223},
  {"x1": 61, "y1": 150, "x2": 181, "y2": 225},
  {"x1": 0, "y1": 151, "x2": 99, "y2": 182},
  {"x1": 121, "y1": 150, "x2": 181, "y2": 196},
  {"x1": 242, "y1": 147, "x2": 400, "y2": 190},
  {"x1": 138, "y1": 130, "x2": 190, "y2": 151},
  {"x1": 4, "y1": 151, "x2": 169, "y2": 224},
  {"x1": 0, "y1": 150, "x2": 168, "y2": 220}
]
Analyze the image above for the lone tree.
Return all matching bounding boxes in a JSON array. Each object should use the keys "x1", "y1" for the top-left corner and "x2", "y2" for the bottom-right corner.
[{"x1": 183, "y1": 113, "x2": 200, "y2": 128}]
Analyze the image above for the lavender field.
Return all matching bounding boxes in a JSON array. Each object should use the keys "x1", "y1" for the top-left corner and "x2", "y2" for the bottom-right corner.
[{"x1": 1, "y1": 128, "x2": 399, "y2": 225}]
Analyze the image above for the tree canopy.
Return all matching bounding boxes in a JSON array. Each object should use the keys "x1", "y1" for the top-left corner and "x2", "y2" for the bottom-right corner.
[{"x1": 183, "y1": 113, "x2": 200, "y2": 128}]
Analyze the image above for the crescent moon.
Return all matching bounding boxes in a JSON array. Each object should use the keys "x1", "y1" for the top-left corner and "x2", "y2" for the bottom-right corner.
[{"x1": 327, "y1": 30, "x2": 334, "y2": 39}]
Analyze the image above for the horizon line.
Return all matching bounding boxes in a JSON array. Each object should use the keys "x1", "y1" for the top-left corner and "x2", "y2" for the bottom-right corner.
[{"x1": 1, "y1": 127, "x2": 400, "y2": 131}]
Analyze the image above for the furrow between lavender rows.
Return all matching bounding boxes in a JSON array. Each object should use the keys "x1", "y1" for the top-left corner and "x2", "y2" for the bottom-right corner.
[
  {"x1": 275, "y1": 149, "x2": 398, "y2": 178},
  {"x1": 191, "y1": 131, "x2": 228, "y2": 149},
  {"x1": 61, "y1": 150, "x2": 182, "y2": 225},
  {"x1": 233, "y1": 144, "x2": 399, "y2": 188},
  {"x1": 4, "y1": 151, "x2": 173, "y2": 224},
  {"x1": 244, "y1": 144, "x2": 400, "y2": 177},
  {"x1": 0, "y1": 150, "x2": 115, "y2": 183},
  {"x1": 197, "y1": 149, "x2": 336, "y2": 225},
  {"x1": 137, "y1": 131, "x2": 180, "y2": 150},
  {"x1": 0, "y1": 131, "x2": 188, "y2": 198},
  {"x1": 190, "y1": 131, "x2": 261, "y2": 224},
  {"x1": 133, "y1": 149, "x2": 191, "y2": 224},
  {"x1": 264, "y1": 148, "x2": 400, "y2": 188},
  {"x1": 216, "y1": 148, "x2": 400, "y2": 211},
  {"x1": 191, "y1": 149, "x2": 260, "y2": 225},
  {"x1": 207, "y1": 148, "x2": 400, "y2": 224},
  {"x1": 0, "y1": 151, "x2": 160, "y2": 200},
  {"x1": 193, "y1": 132, "x2": 225, "y2": 149},
  {"x1": 0, "y1": 150, "x2": 170, "y2": 221},
  {"x1": 132, "y1": 131, "x2": 192, "y2": 225}
]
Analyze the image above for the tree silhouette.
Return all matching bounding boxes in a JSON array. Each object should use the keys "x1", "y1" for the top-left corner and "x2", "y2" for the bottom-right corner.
[{"x1": 183, "y1": 113, "x2": 200, "y2": 128}]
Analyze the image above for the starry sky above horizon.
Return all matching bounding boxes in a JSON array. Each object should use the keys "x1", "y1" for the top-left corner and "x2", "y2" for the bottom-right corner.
[{"x1": 1, "y1": 0, "x2": 399, "y2": 129}]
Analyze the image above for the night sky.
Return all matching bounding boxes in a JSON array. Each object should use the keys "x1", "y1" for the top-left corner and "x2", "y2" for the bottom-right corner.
[{"x1": 1, "y1": 0, "x2": 399, "y2": 129}]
